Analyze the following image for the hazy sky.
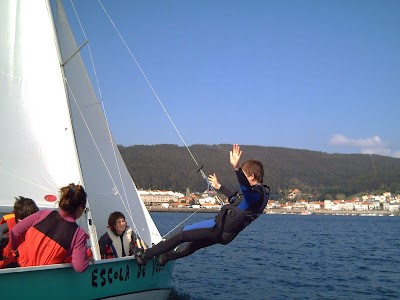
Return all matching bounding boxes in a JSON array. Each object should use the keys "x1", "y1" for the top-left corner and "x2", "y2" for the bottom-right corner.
[{"x1": 64, "y1": 0, "x2": 400, "y2": 157}]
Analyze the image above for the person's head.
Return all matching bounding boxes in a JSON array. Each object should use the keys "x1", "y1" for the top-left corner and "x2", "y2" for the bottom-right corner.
[
  {"x1": 241, "y1": 159, "x2": 264, "y2": 184},
  {"x1": 59, "y1": 183, "x2": 87, "y2": 219},
  {"x1": 14, "y1": 196, "x2": 39, "y2": 221},
  {"x1": 108, "y1": 211, "x2": 127, "y2": 236}
]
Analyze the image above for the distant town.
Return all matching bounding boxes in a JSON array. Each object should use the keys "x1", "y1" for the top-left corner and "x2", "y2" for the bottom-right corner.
[{"x1": 138, "y1": 188, "x2": 400, "y2": 215}]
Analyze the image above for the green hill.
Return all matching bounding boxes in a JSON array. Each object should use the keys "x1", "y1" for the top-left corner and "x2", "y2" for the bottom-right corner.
[{"x1": 118, "y1": 144, "x2": 400, "y2": 200}]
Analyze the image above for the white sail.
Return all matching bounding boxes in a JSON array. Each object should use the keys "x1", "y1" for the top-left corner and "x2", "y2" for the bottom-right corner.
[
  {"x1": 0, "y1": 0, "x2": 81, "y2": 208},
  {"x1": 0, "y1": 0, "x2": 162, "y2": 247}
]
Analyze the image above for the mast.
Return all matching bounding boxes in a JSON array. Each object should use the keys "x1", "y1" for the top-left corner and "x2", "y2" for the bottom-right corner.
[
  {"x1": 47, "y1": 0, "x2": 101, "y2": 260},
  {"x1": 49, "y1": 0, "x2": 163, "y2": 248}
]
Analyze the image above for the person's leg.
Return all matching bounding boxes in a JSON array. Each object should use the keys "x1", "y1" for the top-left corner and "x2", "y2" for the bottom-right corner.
[
  {"x1": 137, "y1": 218, "x2": 219, "y2": 265},
  {"x1": 180, "y1": 219, "x2": 218, "y2": 241},
  {"x1": 144, "y1": 232, "x2": 181, "y2": 258},
  {"x1": 158, "y1": 239, "x2": 216, "y2": 266},
  {"x1": 151, "y1": 218, "x2": 218, "y2": 257},
  {"x1": 136, "y1": 233, "x2": 182, "y2": 265}
]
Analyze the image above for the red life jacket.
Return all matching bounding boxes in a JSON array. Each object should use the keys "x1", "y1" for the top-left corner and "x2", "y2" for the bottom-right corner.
[
  {"x1": 103, "y1": 244, "x2": 115, "y2": 259},
  {"x1": 17, "y1": 211, "x2": 79, "y2": 267},
  {"x1": 0, "y1": 213, "x2": 17, "y2": 268}
]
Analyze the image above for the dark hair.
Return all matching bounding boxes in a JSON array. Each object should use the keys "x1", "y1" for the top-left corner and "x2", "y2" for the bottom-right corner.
[
  {"x1": 59, "y1": 183, "x2": 87, "y2": 215},
  {"x1": 108, "y1": 211, "x2": 126, "y2": 228},
  {"x1": 241, "y1": 159, "x2": 264, "y2": 183},
  {"x1": 14, "y1": 196, "x2": 39, "y2": 220}
]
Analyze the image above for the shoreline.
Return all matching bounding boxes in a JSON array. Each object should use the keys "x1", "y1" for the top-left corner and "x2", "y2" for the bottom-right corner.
[{"x1": 147, "y1": 207, "x2": 399, "y2": 216}]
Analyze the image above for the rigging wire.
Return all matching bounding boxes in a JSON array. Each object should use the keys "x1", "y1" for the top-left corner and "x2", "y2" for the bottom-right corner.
[
  {"x1": 96, "y1": 0, "x2": 226, "y2": 207},
  {"x1": 69, "y1": 1, "x2": 223, "y2": 236},
  {"x1": 162, "y1": 208, "x2": 201, "y2": 239},
  {"x1": 64, "y1": 79, "x2": 136, "y2": 228},
  {"x1": 67, "y1": 0, "x2": 138, "y2": 234},
  {"x1": 96, "y1": 0, "x2": 202, "y2": 168},
  {"x1": 69, "y1": 1, "x2": 103, "y2": 100}
]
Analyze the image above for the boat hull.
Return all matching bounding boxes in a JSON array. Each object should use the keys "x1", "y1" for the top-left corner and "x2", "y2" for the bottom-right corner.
[{"x1": 0, "y1": 256, "x2": 174, "y2": 299}]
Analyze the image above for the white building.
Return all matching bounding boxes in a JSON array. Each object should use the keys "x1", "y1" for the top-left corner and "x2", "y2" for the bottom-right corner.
[{"x1": 138, "y1": 190, "x2": 184, "y2": 206}]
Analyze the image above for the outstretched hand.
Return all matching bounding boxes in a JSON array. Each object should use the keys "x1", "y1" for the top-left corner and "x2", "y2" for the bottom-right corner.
[
  {"x1": 208, "y1": 173, "x2": 221, "y2": 189},
  {"x1": 230, "y1": 144, "x2": 242, "y2": 170}
]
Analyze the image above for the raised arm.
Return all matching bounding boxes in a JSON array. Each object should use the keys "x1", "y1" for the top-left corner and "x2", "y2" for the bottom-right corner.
[
  {"x1": 208, "y1": 173, "x2": 235, "y2": 199},
  {"x1": 208, "y1": 173, "x2": 221, "y2": 190},
  {"x1": 230, "y1": 144, "x2": 242, "y2": 170}
]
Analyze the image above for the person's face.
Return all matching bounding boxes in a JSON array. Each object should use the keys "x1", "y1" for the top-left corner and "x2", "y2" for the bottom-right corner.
[
  {"x1": 242, "y1": 169, "x2": 255, "y2": 184},
  {"x1": 114, "y1": 217, "x2": 127, "y2": 235}
]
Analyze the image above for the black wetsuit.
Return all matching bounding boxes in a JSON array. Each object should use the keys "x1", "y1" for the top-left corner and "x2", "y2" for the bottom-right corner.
[{"x1": 143, "y1": 168, "x2": 270, "y2": 263}]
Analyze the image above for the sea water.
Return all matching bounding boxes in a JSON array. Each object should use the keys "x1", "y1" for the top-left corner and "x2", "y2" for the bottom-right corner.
[
  {"x1": 151, "y1": 212, "x2": 400, "y2": 300},
  {"x1": 1, "y1": 212, "x2": 398, "y2": 299}
]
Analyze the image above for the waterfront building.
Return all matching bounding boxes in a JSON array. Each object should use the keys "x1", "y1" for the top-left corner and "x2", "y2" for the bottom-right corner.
[{"x1": 138, "y1": 190, "x2": 184, "y2": 206}]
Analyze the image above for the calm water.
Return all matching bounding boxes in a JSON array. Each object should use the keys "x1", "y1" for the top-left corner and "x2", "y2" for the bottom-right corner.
[{"x1": 151, "y1": 212, "x2": 400, "y2": 300}]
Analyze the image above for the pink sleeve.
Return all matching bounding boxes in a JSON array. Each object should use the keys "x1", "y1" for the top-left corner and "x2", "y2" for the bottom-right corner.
[
  {"x1": 11, "y1": 210, "x2": 52, "y2": 250},
  {"x1": 70, "y1": 227, "x2": 89, "y2": 272}
]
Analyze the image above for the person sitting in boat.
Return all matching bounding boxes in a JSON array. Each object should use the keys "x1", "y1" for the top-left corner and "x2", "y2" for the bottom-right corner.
[
  {"x1": 136, "y1": 144, "x2": 270, "y2": 266},
  {"x1": 0, "y1": 197, "x2": 39, "y2": 269},
  {"x1": 98, "y1": 211, "x2": 144, "y2": 259},
  {"x1": 10, "y1": 183, "x2": 90, "y2": 272}
]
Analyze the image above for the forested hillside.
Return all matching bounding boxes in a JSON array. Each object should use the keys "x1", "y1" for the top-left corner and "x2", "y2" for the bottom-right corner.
[{"x1": 118, "y1": 144, "x2": 400, "y2": 200}]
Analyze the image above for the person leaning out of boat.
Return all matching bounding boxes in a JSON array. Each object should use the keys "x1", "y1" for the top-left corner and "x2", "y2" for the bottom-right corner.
[
  {"x1": 98, "y1": 211, "x2": 146, "y2": 259},
  {"x1": 10, "y1": 183, "x2": 90, "y2": 272},
  {"x1": 0, "y1": 197, "x2": 39, "y2": 269},
  {"x1": 136, "y1": 144, "x2": 270, "y2": 266}
]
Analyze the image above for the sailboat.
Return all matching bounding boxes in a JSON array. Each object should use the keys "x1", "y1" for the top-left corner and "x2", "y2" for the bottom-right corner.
[{"x1": 0, "y1": 0, "x2": 174, "y2": 298}]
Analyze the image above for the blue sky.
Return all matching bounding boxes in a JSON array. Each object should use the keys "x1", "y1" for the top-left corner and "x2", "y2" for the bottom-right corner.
[{"x1": 65, "y1": 0, "x2": 400, "y2": 157}]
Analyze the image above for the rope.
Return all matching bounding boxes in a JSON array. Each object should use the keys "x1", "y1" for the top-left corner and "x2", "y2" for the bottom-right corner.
[
  {"x1": 96, "y1": 0, "x2": 201, "y2": 168},
  {"x1": 161, "y1": 208, "x2": 202, "y2": 239},
  {"x1": 95, "y1": 0, "x2": 221, "y2": 229},
  {"x1": 69, "y1": 0, "x2": 103, "y2": 100},
  {"x1": 65, "y1": 0, "x2": 139, "y2": 235},
  {"x1": 71, "y1": 0, "x2": 220, "y2": 235},
  {"x1": 197, "y1": 166, "x2": 225, "y2": 205}
]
